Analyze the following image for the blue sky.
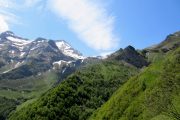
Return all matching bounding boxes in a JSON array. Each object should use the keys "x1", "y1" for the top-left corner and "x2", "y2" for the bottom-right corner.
[{"x1": 0, "y1": 0, "x2": 180, "y2": 56}]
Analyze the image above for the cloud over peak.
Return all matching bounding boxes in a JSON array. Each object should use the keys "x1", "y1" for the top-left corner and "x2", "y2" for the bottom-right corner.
[
  {"x1": 0, "y1": 15, "x2": 9, "y2": 32},
  {"x1": 0, "y1": 0, "x2": 19, "y2": 33},
  {"x1": 49, "y1": 0, "x2": 118, "y2": 51}
]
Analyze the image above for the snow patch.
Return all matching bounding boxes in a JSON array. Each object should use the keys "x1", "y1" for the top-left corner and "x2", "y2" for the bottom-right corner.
[
  {"x1": 20, "y1": 52, "x2": 26, "y2": 57},
  {"x1": 53, "y1": 60, "x2": 73, "y2": 69},
  {"x1": 62, "y1": 68, "x2": 66, "y2": 73},
  {"x1": 6, "y1": 36, "x2": 31, "y2": 51},
  {"x1": 2, "y1": 61, "x2": 24, "y2": 73},
  {"x1": 14, "y1": 62, "x2": 21, "y2": 68},
  {"x1": 56, "y1": 41, "x2": 71, "y2": 50},
  {"x1": 3, "y1": 69, "x2": 12, "y2": 73},
  {"x1": 53, "y1": 60, "x2": 72, "y2": 66},
  {"x1": 55, "y1": 41, "x2": 84, "y2": 59},
  {"x1": 10, "y1": 50, "x2": 15, "y2": 54},
  {"x1": 30, "y1": 46, "x2": 38, "y2": 51},
  {"x1": 6, "y1": 36, "x2": 31, "y2": 45}
]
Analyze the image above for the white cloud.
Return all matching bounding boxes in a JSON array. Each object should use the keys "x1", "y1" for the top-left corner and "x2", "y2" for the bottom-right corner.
[
  {"x1": 0, "y1": 15, "x2": 9, "y2": 33},
  {"x1": 0, "y1": 0, "x2": 20, "y2": 33},
  {"x1": 100, "y1": 51, "x2": 114, "y2": 59},
  {"x1": 48, "y1": 0, "x2": 118, "y2": 51},
  {"x1": 0, "y1": 0, "x2": 45, "y2": 33},
  {"x1": 0, "y1": 0, "x2": 12, "y2": 33},
  {"x1": 0, "y1": 0, "x2": 12, "y2": 8}
]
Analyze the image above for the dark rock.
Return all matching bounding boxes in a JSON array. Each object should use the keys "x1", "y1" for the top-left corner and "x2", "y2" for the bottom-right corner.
[{"x1": 108, "y1": 46, "x2": 149, "y2": 68}]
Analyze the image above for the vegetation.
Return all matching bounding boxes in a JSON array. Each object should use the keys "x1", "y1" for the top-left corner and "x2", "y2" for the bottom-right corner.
[
  {"x1": 1, "y1": 31, "x2": 179, "y2": 120},
  {"x1": 0, "y1": 97, "x2": 17, "y2": 120},
  {"x1": 89, "y1": 48, "x2": 180, "y2": 120},
  {"x1": 0, "y1": 71, "x2": 58, "y2": 120},
  {"x1": 0, "y1": 62, "x2": 52, "y2": 80},
  {"x1": 9, "y1": 61, "x2": 138, "y2": 120}
]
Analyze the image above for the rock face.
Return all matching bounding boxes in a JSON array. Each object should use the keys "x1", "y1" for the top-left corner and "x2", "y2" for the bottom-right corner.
[
  {"x1": 108, "y1": 45, "x2": 149, "y2": 68},
  {"x1": 0, "y1": 31, "x2": 84, "y2": 79}
]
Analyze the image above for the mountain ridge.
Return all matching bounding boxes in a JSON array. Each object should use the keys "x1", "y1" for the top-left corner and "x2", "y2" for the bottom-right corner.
[
  {"x1": 0, "y1": 31, "x2": 84, "y2": 79},
  {"x1": 0, "y1": 30, "x2": 179, "y2": 120}
]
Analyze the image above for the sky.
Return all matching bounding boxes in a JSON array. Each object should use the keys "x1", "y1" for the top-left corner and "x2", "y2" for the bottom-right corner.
[{"x1": 0, "y1": 0, "x2": 180, "y2": 56}]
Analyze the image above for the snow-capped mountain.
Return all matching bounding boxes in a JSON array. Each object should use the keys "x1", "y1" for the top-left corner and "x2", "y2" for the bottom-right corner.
[
  {"x1": 0, "y1": 31, "x2": 83, "y2": 60},
  {"x1": 55, "y1": 40, "x2": 84, "y2": 59},
  {"x1": 0, "y1": 31, "x2": 84, "y2": 79}
]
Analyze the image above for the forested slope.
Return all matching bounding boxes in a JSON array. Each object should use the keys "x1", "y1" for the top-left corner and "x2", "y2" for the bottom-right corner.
[{"x1": 9, "y1": 60, "x2": 138, "y2": 120}]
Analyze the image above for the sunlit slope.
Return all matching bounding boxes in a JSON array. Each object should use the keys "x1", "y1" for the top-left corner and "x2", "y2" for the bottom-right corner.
[
  {"x1": 9, "y1": 60, "x2": 138, "y2": 120},
  {"x1": 90, "y1": 48, "x2": 180, "y2": 120}
]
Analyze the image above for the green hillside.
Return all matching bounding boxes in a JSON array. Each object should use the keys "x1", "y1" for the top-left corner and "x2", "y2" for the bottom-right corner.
[
  {"x1": 9, "y1": 60, "x2": 138, "y2": 120},
  {"x1": 89, "y1": 48, "x2": 180, "y2": 120},
  {"x1": 4, "y1": 32, "x2": 180, "y2": 120},
  {"x1": 0, "y1": 71, "x2": 58, "y2": 120},
  {"x1": 0, "y1": 97, "x2": 17, "y2": 120},
  {"x1": 142, "y1": 31, "x2": 180, "y2": 63}
]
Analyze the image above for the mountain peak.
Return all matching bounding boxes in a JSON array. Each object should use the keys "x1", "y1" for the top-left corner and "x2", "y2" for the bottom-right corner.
[
  {"x1": 124, "y1": 45, "x2": 135, "y2": 51},
  {"x1": 174, "y1": 31, "x2": 180, "y2": 36},
  {"x1": 0, "y1": 31, "x2": 15, "y2": 38},
  {"x1": 108, "y1": 45, "x2": 149, "y2": 68},
  {"x1": 35, "y1": 37, "x2": 47, "y2": 41},
  {"x1": 55, "y1": 40, "x2": 84, "y2": 59},
  {"x1": 145, "y1": 31, "x2": 180, "y2": 52},
  {"x1": 0, "y1": 31, "x2": 84, "y2": 61}
]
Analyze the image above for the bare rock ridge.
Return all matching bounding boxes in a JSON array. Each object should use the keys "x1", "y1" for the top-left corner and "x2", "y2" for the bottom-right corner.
[{"x1": 108, "y1": 45, "x2": 149, "y2": 68}]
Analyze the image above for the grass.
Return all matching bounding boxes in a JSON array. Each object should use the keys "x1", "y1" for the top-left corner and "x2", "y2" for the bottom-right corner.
[
  {"x1": 0, "y1": 70, "x2": 58, "y2": 98},
  {"x1": 0, "y1": 97, "x2": 17, "y2": 120},
  {"x1": 89, "y1": 48, "x2": 180, "y2": 120},
  {"x1": 0, "y1": 89, "x2": 24, "y2": 99},
  {"x1": 8, "y1": 60, "x2": 138, "y2": 120},
  {"x1": 0, "y1": 70, "x2": 59, "y2": 120}
]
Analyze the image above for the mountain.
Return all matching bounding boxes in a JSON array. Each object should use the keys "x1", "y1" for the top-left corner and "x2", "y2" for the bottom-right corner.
[
  {"x1": 4, "y1": 36, "x2": 152, "y2": 120},
  {"x1": 9, "y1": 59, "x2": 139, "y2": 120},
  {"x1": 55, "y1": 40, "x2": 84, "y2": 60},
  {"x1": 0, "y1": 31, "x2": 84, "y2": 79},
  {"x1": 108, "y1": 45, "x2": 149, "y2": 68},
  {"x1": 142, "y1": 31, "x2": 180, "y2": 62},
  {"x1": 89, "y1": 32, "x2": 180, "y2": 120},
  {"x1": 1, "y1": 31, "x2": 179, "y2": 120},
  {"x1": 146, "y1": 31, "x2": 180, "y2": 52},
  {"x1": 89, "y1": 47, "x2": 180, "y2": 120},
  {"x1": 0, "y1": 31, "x2": 86, "y2": 120}
]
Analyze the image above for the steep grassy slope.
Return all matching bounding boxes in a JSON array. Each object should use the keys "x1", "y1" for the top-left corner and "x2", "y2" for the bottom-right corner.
[
  {"x1": 143, "y1": 31, "x2": 180, "y2": 63},
  {"x1": 152, "y1": 31, "x2": 180, "y2": 51},
  {"x1": 9, "y1": 60, "x2": 138, "y2": 120},
  {"x1": 90, "y1": 48, "x2": 180, "y2": 120}
]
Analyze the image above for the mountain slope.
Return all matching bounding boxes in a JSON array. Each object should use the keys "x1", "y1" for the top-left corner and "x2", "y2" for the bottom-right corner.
[
  {"x1": 108, "y1": 46, "x2": 149, "y2": 68},
  {"x1": 2, "y1": 31, "x2": 179, "y2": 120},
  {"x1": 0, "y1": 31, "x2": 84, "y2": 79},
  {"x1": 55, "y1": 40, "x2": 84, "y2": 59},
  {"x1": 146, "y1": 31, "x2": 180, "y2": 51},
  {"x1": 0, "y1": 97, "x2": 17, "y2": 120},
  {"x1": 9, "y1": 60, "x2": 138, "y2": 120},
  {"x1": 89, "y1": 48, "x2": 180, "y2": 120},
  {"x1": 0, "y1": 31, "x2": 85, "y2": 120},
  {"x1": 142, "y1": 31, "x2": 180, "y2": 63}
]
